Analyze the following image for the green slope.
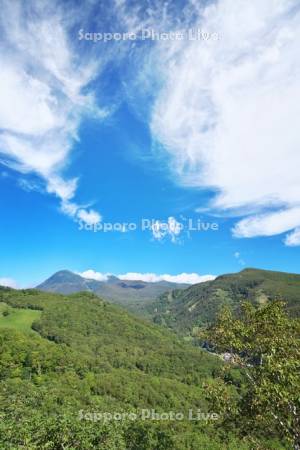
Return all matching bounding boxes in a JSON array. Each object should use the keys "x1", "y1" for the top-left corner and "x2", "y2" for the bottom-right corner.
[
  {"x1": 0, "y1": 287, "x2": 229, "y2": 449},
  {"x1": 151, "y1": 268, "x2": 300, "y2": 334},
  {"x1": 0, "y1": 288, "x2": 219, "y2": 379},
  {"x1": 0, "y1": 302, "x2": 41, "y2": 333}
]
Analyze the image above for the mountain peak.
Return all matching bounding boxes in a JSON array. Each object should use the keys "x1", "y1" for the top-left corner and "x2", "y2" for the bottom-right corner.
[{"x1": 36, "y1": 270, "x2": 189, "y2": 307}]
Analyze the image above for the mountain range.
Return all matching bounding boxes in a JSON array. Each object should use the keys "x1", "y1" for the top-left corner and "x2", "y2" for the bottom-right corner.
[
  {"x1": 37, "y1": 270, "x2": 188, "y2": 315},
  {"x1": 37, "y1": 268, "x2": 300, "y2": 333}
]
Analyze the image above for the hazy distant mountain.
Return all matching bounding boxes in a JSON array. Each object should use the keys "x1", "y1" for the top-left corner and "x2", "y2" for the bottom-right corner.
[
  {"x1": 150, "y1": 268, "x2": 300, "y2": 333},
  {"x1": 37, "y1": 270, "x2": 188, "y2": 314}
]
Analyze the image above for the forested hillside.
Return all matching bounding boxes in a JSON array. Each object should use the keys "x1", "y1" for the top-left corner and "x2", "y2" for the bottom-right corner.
[
  {"x1": 0, "y1": 286, "x2": 289, "y2": 449},
  {"x1": 151, "y1": 268, "x2": 300, "y2": 334},
  {"x1": 0, "y1": 287, "x2": 224, "y2": 449}
]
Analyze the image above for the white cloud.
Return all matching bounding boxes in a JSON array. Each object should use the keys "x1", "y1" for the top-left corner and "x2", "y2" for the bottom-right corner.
[
  {"x1": 2, "y1": 0, "x2": 299, "y2": 247},
  {"x1": 284, "y1": 228, "x2": 300, "y2": 247},
  {"x1": 0, "y1": 277, "x2": 18, "y2": 288},
  {"x1": 0, "y1": 0, "x2": 103, "y2": 223},
  {"x1": 151, "y1": 217, "x2": 183, "y2": 243},
  {"x1": 79, "y1": 270, "x2": 110, "y2": 282},
  {"x1": 118, "y1": 272, "x2": 216, "y2": 284},
  {"x1": 78, "y1": 270, "x2": 215, "y2": 285},
  {"x1": 233, "y1": 207, "x2": 300, "y2": 238},
  {"x1": 77, "y1": 209, "x2": 102, "y2": 226},
  {"x1": 234, "y1": 251, "x2": 245, "y2": 266},
  {"x1": 60, "y1": 202, "x2": 101, "y2": 226},
  {"x1": 149, "y1": 0, "x2": 300, "y2": 245}
]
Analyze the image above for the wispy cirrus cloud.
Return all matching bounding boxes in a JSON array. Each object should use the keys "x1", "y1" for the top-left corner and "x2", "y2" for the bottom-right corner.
[
  {"x1": 0, "y1": 0, "x2": 104, "y2": 225},
  {"x1": 2, "y1": 0, "x2": 300, "y2": 247},
  {"x1": 148, "y1": 0, "x2": 300, "y2": 245}
]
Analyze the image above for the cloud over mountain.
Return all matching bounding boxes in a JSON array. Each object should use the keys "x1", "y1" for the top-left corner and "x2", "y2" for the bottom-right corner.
[{"x1": 79, "y1": 270, "x2": 215, "y2": 285}]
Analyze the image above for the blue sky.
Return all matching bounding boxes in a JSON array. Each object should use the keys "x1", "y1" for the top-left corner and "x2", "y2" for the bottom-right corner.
[{"x1": 0, "y1": 0, "x2": 300, "y2": 287}]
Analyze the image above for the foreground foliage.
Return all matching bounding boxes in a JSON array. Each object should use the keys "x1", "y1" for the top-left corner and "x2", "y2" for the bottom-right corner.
[{"x1": 203, "y1": 301, "x2": 300, "y2": 449}]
